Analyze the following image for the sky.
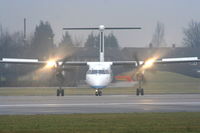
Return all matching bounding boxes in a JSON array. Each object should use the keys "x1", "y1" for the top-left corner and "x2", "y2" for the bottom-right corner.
[{"x1": 0, "y1": 0, "x2": 200, "y2": 47}]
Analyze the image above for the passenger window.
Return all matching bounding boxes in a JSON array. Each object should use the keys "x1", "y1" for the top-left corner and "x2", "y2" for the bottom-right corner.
[{"x1": 87, "y1": 70, "x2": 109, "y2": 74}]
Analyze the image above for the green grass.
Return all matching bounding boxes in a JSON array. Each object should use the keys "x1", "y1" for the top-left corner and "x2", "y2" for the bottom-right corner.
[
  {"x1": 1, "y1": 71, "x2": 200, "y2": 96},
  {"x1": 0, "y1": 72, "x2": 200, "y2": 133},
  {"x1": 142, "y1": 71, "x2": 200, "y2": 94},
  {"x1": 0, "y1": 113, "x2": 200, "y2": 133}
]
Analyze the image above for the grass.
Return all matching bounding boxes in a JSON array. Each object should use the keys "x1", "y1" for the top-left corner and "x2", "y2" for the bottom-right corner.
[
  {"x1": 0, "y1": 112, "x2": 200, "y2": 133},
  {"x1": 0, "y1": 71, "x2": 200, "y2": 133},
  {"x1": 0, "y1": 71, "x2": 200, "y2": 96},
  {"x1": 142, "y1": 71, "x2": 200, "y2": 94}
]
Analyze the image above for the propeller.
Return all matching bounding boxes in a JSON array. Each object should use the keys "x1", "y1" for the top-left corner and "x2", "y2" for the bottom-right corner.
[
  {"x1": 53, "y1": 54, "x2": 74, "y2": 83},
  {"x1": 130, "y1": 53, "x2": 144, "y2": 81},
  {"x1": 57, "y1": 46, "x2": 80, "y2": 81},
  {"x1": 128, "y1": 53, "x2": 158, "y2": 84}
]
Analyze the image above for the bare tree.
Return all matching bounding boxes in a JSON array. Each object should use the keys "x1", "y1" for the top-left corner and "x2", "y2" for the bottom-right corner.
[
  {"x1": 183, "y1": 20, "x2": 200, "y2": 47},
  {"x1": 151, "y1": 21, "x2": 166, "y2": 47}
]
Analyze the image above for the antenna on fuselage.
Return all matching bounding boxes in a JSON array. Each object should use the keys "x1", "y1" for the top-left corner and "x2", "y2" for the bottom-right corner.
[{"x1": 63, "y1": 25, "x2": 141, "y2": 62}]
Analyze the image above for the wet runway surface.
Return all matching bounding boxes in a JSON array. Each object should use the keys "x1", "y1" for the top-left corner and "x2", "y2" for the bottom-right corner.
[{"x1": 0, "y1": 94, "x2": 200, "y2": 115}]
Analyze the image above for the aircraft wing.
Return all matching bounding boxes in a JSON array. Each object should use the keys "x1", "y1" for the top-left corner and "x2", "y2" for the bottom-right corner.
[
  {"x1": 112, "y1": 57, "x2": 200, "y2": 67},
  {"x1": 154, "y1": 57, "x2": 200, "y2": 64},
  {"x1": 0, "y1": 58, "x2": 44, "y2": 65},
  {"x1": 1, "y1": 57, "x2": 200, "y2": 66},
  {"x1": 112, "y1": 61, "x2": 137, "y2": 65},
  {"x1": 0, "y1": 58, "x2": 87, "y2": 66},
  {"x1": 61, "y1": 61, "x2": 87, "y2": 66}
]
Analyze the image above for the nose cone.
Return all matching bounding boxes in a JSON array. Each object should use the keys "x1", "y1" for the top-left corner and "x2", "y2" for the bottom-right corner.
[{"x1": 86, "y1": 74, "x2": 111, "y2": 89}]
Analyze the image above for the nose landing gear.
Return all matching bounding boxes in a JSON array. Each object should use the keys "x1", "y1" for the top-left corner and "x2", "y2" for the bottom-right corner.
[{"x1": 95, "y1": 89, "x2": 102, "y2": 96}]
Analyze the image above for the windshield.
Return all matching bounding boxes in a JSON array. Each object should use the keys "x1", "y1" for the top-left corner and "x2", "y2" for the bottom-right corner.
[{"x1": 87, "y1": 70, "x2": 109, "y2": 74}]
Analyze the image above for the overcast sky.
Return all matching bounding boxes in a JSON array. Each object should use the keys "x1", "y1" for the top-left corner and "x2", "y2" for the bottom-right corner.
[{"x1": 0, "y1": 0, "x2": 200, "y2": 47}]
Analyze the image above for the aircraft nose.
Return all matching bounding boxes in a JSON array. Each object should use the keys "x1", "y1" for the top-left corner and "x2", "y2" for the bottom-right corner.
[{"x1": 86, "y1": 75, "x2": 111, "y2": 88}]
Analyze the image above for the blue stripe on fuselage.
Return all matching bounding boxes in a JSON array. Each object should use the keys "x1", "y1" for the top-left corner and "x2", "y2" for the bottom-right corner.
[{"x1": 91, "y1": 86, "x2": 107, "y2": 89}]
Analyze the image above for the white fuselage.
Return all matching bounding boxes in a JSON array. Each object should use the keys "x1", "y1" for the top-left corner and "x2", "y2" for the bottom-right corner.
[
  {"x1": 85, "y1": 25, "x2": 113, "y2": 89},
  {"x1": 86, "y1": 62, "x2": 113, "y2": 89}
]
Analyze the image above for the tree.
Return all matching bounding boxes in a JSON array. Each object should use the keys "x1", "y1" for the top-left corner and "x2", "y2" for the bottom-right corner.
[
  {"x1": 59, "y1": 31, "x2": 73, "y2": 48},
  {"x1": 105, "y1": 33, "x2": 119, "y2": 48},
  {"x1": 31, "y1": 21, "x2": 54, "y2": 59},
  {"x1": 151, "y1": 21, "x2": 165, "y2": 47},
  {"x1": 0, "y1": 25, "x2": 26, "y2": 58},
  {"x1": 0, "y1": 31, "x2": 15, "y2": 57},
  {"x1": 183, "y1": 20, "x2": 200, "y2": 47},
  {"x1": 0, "y1": 26, "x2": 30, "y2": 81},
  {"x1": 84, "y1": 32, "x2": 99, "y2": 48},
  {"x1": 85, "y1": 32, "x2": 119, "y2": 48}
]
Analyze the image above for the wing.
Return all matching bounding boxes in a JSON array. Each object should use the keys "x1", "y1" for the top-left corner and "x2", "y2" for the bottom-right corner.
[
  {"x1": 0, "y1": 58, "x2": 44, "y2": 65},
  {"x1": 0, "y1": 58, "x2": 87, "y2": 66},
  {"x1": 112, "y1": 61, "x2": 137, "y2": 66},
  {"x1": 154, "y1": 57, "x2": 200, "y2": 64},
  {"x1": 112, "y1": 57, "x2": 200, "y2": 67},
  {"x1": 1, "y1": 57, "x2": 200, "y2": 66}
]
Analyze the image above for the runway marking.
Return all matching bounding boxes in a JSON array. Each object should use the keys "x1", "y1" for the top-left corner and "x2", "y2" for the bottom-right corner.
[{"x1": 1, "y1": 102, "x2": 200, "y2": 107}]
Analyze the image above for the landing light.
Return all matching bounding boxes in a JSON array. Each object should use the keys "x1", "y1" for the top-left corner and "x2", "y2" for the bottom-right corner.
[
  {"x1": 143, "y1": 57, "x2": 156, "y2": 69},
  {"x1": 46, "y1": 60, "x2": 56, "y2": 68}
]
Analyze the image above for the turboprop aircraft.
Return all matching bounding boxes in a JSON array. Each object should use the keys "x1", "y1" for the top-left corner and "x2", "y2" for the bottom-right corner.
[{"x1": 1, "y1": 25, "x2": 200, "y2": 96}]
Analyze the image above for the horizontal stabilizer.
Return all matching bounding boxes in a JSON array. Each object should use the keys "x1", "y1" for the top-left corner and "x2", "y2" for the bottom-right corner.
[
  {"x1": 63, "y1": 28, "x2": 99, "y2": 30},
  {"x1": 63, "y1": 25, "x2": 141, "y2": 30},
  {"x1": 105, "y1": 27, "x2": 141, "y2": 30}
]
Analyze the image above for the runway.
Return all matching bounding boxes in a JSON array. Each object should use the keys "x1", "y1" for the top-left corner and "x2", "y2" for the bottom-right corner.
[{"x1": 0, "y1": 94, "x2": 200, "y2": 115}]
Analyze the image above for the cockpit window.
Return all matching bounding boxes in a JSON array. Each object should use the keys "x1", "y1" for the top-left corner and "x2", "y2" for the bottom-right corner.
[{"x1": 87, "y1": 70, "x2": 109, "y2": 74}]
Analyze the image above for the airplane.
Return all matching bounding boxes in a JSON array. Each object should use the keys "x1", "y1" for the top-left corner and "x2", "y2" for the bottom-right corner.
[{"x1": 1, "y1": 25, "x2": 200, "y2": 96}]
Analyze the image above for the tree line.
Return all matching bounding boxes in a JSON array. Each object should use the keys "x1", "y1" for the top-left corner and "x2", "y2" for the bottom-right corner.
[
  {"x1": 0, "y1": 21, "x2": 119, "y2": 60},
  {"x1": 0, "y1": 21, "x2": 119, "y2": 86},
  {"x1": 0, "y1": 20, "x2": 200, "y2": 86},
  {"x1": 1, "y1": 20, "x2": 200, "y2": 60}
]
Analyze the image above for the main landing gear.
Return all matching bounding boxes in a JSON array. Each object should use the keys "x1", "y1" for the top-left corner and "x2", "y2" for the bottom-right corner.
[
  {"x1": 57, "y1": 87, "x2": 64, "y2": 96},
  {"x1": 136, "y1": 73, "x2": 144, "y2": 96},
  {"x1": 136, "y1": 79, "x2": 144, "y2": 96},
  {"x1": 95, "y1": 89, "x2": 102, "y2": 96},
  {"x1": 136, "y1": 87, "x2": 144, "y2": 96},
  {"x1": 56, "y1": 70, "x2": 65, "y2": 96}
]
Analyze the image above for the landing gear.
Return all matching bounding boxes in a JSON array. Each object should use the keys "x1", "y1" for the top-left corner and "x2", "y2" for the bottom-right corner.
[
  {"x1": 57, "y1": 87, "x2": 64, "y2": 96},
  {"x1": 95, "y1": 89, "x2": 102, "y2": 96},
  {"x1": 136, "y1": 73, "x2": 144, "y2": 96},
  {"x1": 57, "y1": 89, "x2": 60, "y2": 96},
  {"x1": 56, "y1": 69, "x2": 65, "y2": 96},
  {"x1": 136, "y1": 88, "x2": 144, "y2": 96}
]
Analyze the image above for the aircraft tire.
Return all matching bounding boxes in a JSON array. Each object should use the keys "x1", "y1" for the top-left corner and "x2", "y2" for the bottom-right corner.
[
  {"x1": 141, "y1": 88, "x2": 144, "y2": 96},
  {"x1": 57, "y1": 89, "x2": 60, "y2": 96},
  {"x1": 99, "y1": 91, "x2": 102, "y2": 96},
  {"x1": 61, "y1": 89, "x2": 64, "y2": 96},
  {"x1": 136, "y1": 88, "x2": 139, "y2": 96}
]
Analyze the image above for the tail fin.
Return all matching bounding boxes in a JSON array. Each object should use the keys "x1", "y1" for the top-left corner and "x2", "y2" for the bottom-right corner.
[
  {"x1": 99, "y1": 25, "x2": 105, "y2": 62},
  {"x1": 63, "y1": 25, "x2": 141, "y2": 62}
]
